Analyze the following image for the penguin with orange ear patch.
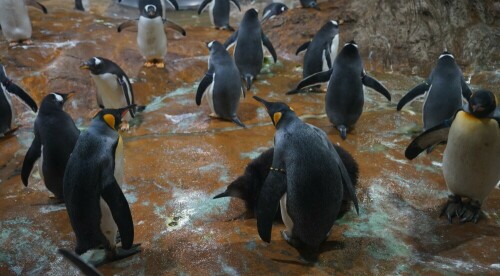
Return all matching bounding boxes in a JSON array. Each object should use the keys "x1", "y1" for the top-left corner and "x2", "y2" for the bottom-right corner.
[{"x1": 63, "y1": 106, "x2": 140, "y2": 266}]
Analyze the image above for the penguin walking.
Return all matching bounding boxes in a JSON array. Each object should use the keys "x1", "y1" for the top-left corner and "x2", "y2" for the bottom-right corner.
[
  {"x1": 223, "y1": 8, "x2": 277, "y2": 91},
  {"x1": 21, "y1": 93, "x2": 79, "y2": 202},
  {"x1": 405, "y1": 90, "x2": 500, "y2": 223},
  {"x1": 80, "y1": 57, "x2": 137, "y2": 130},
  {"x1": 118, "y1": 0, "x2": 185, "y2": 68},
  {"x1": 397, "y1": 51, "x2": 472, "y2": 130},
  {"x1": 198, "y1": 0, "x2": 241, "y2": 31},
  {"x1": 295, "y1": 20, "x2": 340, "y2": 90},
  {"x1": 0, "y1": 0, "x2": 47, "y2": 46},
  {"x1": 0, "y1": 64, "x2": 38, "y2": 136},
  {"x1": 63, "y1": 106, "x2": 140, "y2": 266},
  {"x1": 214, "y1": 145, "x2": 359, "y2": 220},
  {"x1": 252, "y1": 96, "x2": 359, "y2": 262},
  {"x1": 261, "y1": 2, "x2": 288, "y2": 23},
  {"x1": 288, "y1": 41, "x2": 391, "y2": 140},
  {"x1": 300, "y1": 0, "x2": 319, "y2": 10},
  {"x1": 196, "y1": 41, "x2": 245, "y2": 127}
]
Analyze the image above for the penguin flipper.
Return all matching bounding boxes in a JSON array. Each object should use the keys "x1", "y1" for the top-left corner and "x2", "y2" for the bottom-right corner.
[
  {"x1": 165, "y1": 20, "x2": 186, "y2": 36},
  {"x1": 231, "y1": 116, "x2": 246, "y2": 128},
  {"x1": 75, "y1": 0, "x2": 84, "y2": 11},
  {"x1": 287, "y1": 68, "x2": 332, "y2": 95},
  {"x1": 116, "y1": 76, "x2": 135, "y2": 117},
  {"x1": 257, "y1": 171, "x2": 287, "y2": 243},
  {"x1": 21, "y1": 132, "x2": 41, "y2": 187},
  {"x1": 230, "y1": 0, "x2": 242, "y2": 12},
  {"x1": 26, "y1": 0, "x2": 48, "y2": 14},
  {"x1": 396, "y1": 82, "x2": 429, "y2": 111},
  {"x1": 460, "y1": 77, "x2": 472, "y2": 101},
  {"x1": 196, "y1": 73, "x2": 213, "y2": 105},
  {"x1": 223, "y1": 31, "x2": 239, "y2": 50},
  {"x1": 261, "y1": 33, "x2": 277, "y2": 63},
  {"x1": 295, "y1": 41, "x2": 310, "y2": 55},
  {"x1": 58, "y1": 248, "x2": 102, "y2": 276},
  {"x1": 404, "y1": 119, "x2": 452, "y2": 160},
  {"x1": 362, "y1": 73, "x2": 391, "y2": 101},
  {"x1": 165, "y1": 0, "x2": 179, "y2": 11},
  {"x1": 197, "y1": 0, "x2": 212, "y2": 14},
  {"x1": 5, "y1": 82, "x2": 38, "y2": 112},
  {"x1": 117, "y1": 20, "x2": 138, "y2": 33}
]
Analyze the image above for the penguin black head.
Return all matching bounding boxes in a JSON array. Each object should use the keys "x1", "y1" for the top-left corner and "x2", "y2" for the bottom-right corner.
[
  {"x1": 40, "y1": 92, "x2": 74, "y2": 111},
  {"x1": 139, "y1": 0, "x2": 162, "y2": 18},
  {"x1": 94, "y1": 105, "x2": 136, "y2": 130},
  {"x1": 207, "y1": 40, "x2": 224, "y2": 53},
  {"x1": 253, "y1": 96, "x2": 295, "y2": 127},
  {"x1": 467, "y1": 90, "x2": 497, "y2": 118},
  {"x1": 438, "y1": 50, "x2": 454, "y2": 60},
  {"x1": 243, "y1": 8, "x2": 259, "y2": 21},
  {"x1": 80, "y1": 57, "x2": 111, "y2": 75}
]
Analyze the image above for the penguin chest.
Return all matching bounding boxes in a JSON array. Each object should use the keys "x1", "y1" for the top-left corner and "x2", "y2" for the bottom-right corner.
[
  {"x1": 137, "y1": 17, "x2": 167, "y2": 59},
  {"x1": 443, "y1": 112, "x2": 500, "y2": 202},
  {"x1": 99, "y1": 197, "x2": 118, "y2": 247},
  {"x1": 0, "y1": 1, "x2": 32, "y2": 41},
  {"x1": 280, "y1": 193, "x2": 294, "y2": 233},
  {"x1": 91, "y1": 73, "x2": 127, "y2": 108},
  {"x1": 205, "y1": 75, "x2": 216, "y2": 115}
]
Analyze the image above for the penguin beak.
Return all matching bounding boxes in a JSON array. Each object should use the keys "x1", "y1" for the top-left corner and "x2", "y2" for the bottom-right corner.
[
  {"x1": 80, "y1": 61, "x2": 90, "y2": 70},
  {"x1": 253, "y1": 96, "x2": 272, "y2": 112},
  {"x1": 63, "y1": 91, "x2": 76, "y2": 102},
  {"x1": 472, "y1": 105, "x2": 485, "y2": 113}
]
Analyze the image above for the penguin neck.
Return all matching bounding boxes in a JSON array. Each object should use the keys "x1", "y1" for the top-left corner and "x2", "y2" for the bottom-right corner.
[
  {"x1": 89, "y1": 119, "x2": 119, "y2": 137},
  {"x1": 275, "y1": 113, "x2": 299, "y2": 130}
]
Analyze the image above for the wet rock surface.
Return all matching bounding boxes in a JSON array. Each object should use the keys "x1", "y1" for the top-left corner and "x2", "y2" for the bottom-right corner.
[{"x1": 0, "y1": 0, "x2": 499, "y2": 275}]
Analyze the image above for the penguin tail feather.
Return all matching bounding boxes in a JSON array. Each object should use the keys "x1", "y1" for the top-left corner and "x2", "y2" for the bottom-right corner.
[
  {"x1": 213, "y1": 191, "x2": 229, "y2": 199},
  {"x1": 338, "y1": 125, "x2": 347, "y2": 140},
  {"x1": 245, "y1": 75, "x2": 253, "y2": 91},
  {"x1": 232, "y1": 117, "x2": 246, "y2": 128}
]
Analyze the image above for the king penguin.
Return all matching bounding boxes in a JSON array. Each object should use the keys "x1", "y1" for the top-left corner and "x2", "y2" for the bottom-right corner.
[
  {"x1": 397, "y1": 51, "x2": 472, "y2": 130},
  {"x1": 0, "y1": 64, "x2": 38, "y2": 136},
  {"x1": 288, "y1": 41, "x2": 391, "y2": 140},
  {"x1": 261, "y1": 2, "x2": 288, "y2": 23},
  {"x1": 252, "y1": 96, "x2": 359, "y2": 262},
  {"x1": 405, "y1": 90, "x2": 500, "y2": 223},
  {"x1": 63, "y1": 106, "x2": 140, "y2": 265},
  {"x1": 198, "y1": 0, "x2": 241, "y2": 31},
  {"x1": 21, "y1": 93, "x2": 79, "y2": 202},
  {"x1": 223, "y1": 8, "x2": 277, "y2": 91},
  {"x1": 0, "y1": 0, "x2": 47, "y2": 46},
  {"x1": 196, "y1": 40, "x2": 245, "y2": 127}
]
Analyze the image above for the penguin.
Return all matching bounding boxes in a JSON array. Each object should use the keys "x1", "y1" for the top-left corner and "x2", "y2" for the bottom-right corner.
[
  {"x1": 80, "y1": 57, "x2": 136, "y2": 130},
  {"x1": 0, "y1": 0, "x2": 48, "y2": 46},
  {"x1": 117, "y1": 0, "x2": 186, "y2": 68},
  {"x1": 288, "y1": 41, "x2": 391, "y2": 140},
  {"x1": 261, "y1": 2, "x2": 288, "y2": 23},
  {"x1": 118, "y1": 0, "x2": 179, "y2": 18},
  {"x1": 0, "y1": 64, "x2": 38, "y2": 136},
  {"x1": 223, "y1": 8, "x2": 277, "y2": 91},
  {"x1": 252, "y1": 96, "x2": 359, "y2": 262},
  {"x1": 213, "y1": 145, "x2": 359, "y2": 220},
  {"x1": 397, "y1": 51, "x2": 472, "y2": 130},
  {"x1": 63, "y1": 106, "x2": 140, "y2": 266},
  {"x1": 58, "y1": 248, "x2": 102, "y2": 276},
  {"x1": 295, "y1": 20, "x2": 340, "y2": 89},
  {"x1": 74, "y1": 0, "x2": 89, "y2": 11},
  {"x1": 405, "y1": 90, "x2": 500, "y2": 224},
  {"x1": 21, "y1": 93, "x2": 79, "y2": 202},
  {"x1": 197, "y1": 0, "x2": 241, "y2": 31},
  {"x1": 300, "y1": 0, "x2": 319, "y2": 10},
  {"x1": 196, "y1": 40, "x2": 245, "y2": 127}
]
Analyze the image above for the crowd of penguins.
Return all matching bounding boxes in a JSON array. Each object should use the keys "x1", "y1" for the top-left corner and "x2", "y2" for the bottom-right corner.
[{"x1": 1, "y1": 0, "x2": 499, "y2": 273}]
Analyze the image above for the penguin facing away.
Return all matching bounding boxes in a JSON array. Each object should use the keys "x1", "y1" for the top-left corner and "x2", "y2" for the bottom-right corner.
[
  {"x1": 261, "y1": 2, "x2": 289, "y2": 23},
  {"x1": 63, "y1": 106, "x2": 140, "y2": 266},
  {"x1": 0, "y1": 64, "x2": 38, "y2": 136},
  {"x1": 196, "y1": 40, "x2": 246, "y2": 127},
  {"x1": 198, "y1": 0, "x2": 241, "y2": 31},
  {"x1": 0, "y1": 0, "x2": 48, "y2": 46},
  {"x1": 405, "y1": 90, "x2": 500, "y2": 223},
  {"x1": 21, "y1": 92, "x2": 79, "y2": 202},
  {"x1": 252, "y1": 96, "x2": 359, "y2": 262},
  {"x1": 397, "y1": 51, "x2": 472, "y2": 131},
  {"x1": 288, "y1": 41, "x2": 391, "y2": 140},
  {"x1": 223, "y1": 8, "x2": 277, "y2": 91}
]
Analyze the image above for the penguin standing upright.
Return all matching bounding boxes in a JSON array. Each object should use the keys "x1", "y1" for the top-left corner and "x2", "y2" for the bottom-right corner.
[
  {"x1": 0, "y1": 0, "x2": 47, "y2": 46},
  {"x1": 405, "y1": 90, "x2": 500, "y2": 223},
  {"x1": 21, "y1": 93, "x2": 79, "y2": 202},
  {"x1": 252, "y1": 96, "x2": 359, "y2": 261},
  {"x1": 288, "y1": 41, "x2": 391, "y2": 140},
  {"x1": 63, "y1": 106, "x2": 140, "y2": 265},
  {"x1": 223, "y1": 8, "x2": 277, "y2": 90},
  {"x1": 261, "y1": 2, "x2": 288, "y2": 23},
  {"x1": 397, "y1": 51, "x2": 472, "y2": 130},
  {"x1": 198, "y1": 0, "x2": 241, "y2": 31},
  {"x1": 80, "y1": 57, "x2": 136, "y2": 130},
  {"x1": 196, "y1": 41, "x2": 245, "y2": 127},
  {"x1": 0, "y1": 64, "x2": 38, "y2": 136},
  {"x1": 74, "y1": 0, "x2": 90, "y2": 11},
  {"x1": 118, "y1": 0, "x2": 186, "y2": 68}
]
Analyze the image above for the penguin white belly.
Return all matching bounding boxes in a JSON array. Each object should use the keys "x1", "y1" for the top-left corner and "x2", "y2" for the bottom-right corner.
[
  {"x1": 205, "y1": 74, "x2": 216, "y2": 115},
  {"x1": 99, "y1": 197, "x2": 118, "y2": 248},
  {"x1": 330, "y1": 34, "x2": 339, "y2": 63},
  {"x1": 443, "y1": 112, "x2": 500, "y2": 203},
  {"x1": 1, "y1": 87, "x2": 16, "y2": 130},
  {"x1": 91, "y1": 73, "x2": 128, "y2": 109},
  {"x1": 280, "y1": 193, "x2": 294, "y2": 234},
  {"x1": 137, "y1": 17, "x2": 167, "y2": 60},
  {"x1": 321, "y1": 49, "x2": 329, "y2": 72},
  {"x1": 114, "y1": 136, "x2": 124, "y2": 186},
  {"x1": 0, "y1": 0, "x2": 32, "y2": 42},
  {"x1": 82, "y1": 0, "x2": 90, "y2": 11}
]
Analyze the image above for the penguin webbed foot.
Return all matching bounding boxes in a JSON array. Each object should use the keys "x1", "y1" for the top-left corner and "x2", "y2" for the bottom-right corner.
[
  {"x1": 93, "y1": 244, "x2": 141, "y2": 267},
  {"x1": 458, "y1": 199, "x2": 481, "y2": 224},
  {"x1": 440, "y1": 195, "x2": 462, "y2": 224}
]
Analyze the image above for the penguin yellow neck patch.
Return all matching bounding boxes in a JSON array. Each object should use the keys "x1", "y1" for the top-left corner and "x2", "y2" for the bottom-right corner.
[
  {"x1": 273, "y1": 112, "x2": 282, "y2": 126},
  {"x1": 103, "y1": 114, "x2": 116, "y2": 130}
]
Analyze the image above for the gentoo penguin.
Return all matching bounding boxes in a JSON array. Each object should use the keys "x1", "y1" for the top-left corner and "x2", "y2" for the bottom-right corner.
[
  {"x1": 0, "y1": 0, "x2": 47, "y2": 46},
  {"x1": 397, "y1": 51, "x2": 472, "y2": 130},
  {"x1": 74, "y1": 0, "x2": 89, "y2": 11},
  {"x1": 21, "y1": 93, "x2": 79, "y2": 202},
  {"x1": 63, "y1": 106, "x2": 140, "y2": 265},
  {"x1": 405, "y1": 90, "x2": 500, "y2": 223},
  {"x1": 296, "y1": 20, "x2": 340, "y2": 89},
  {"x1": 288, "y1": 41, "x2": 391, "y2": 140},
  {"x1": 197, "y1": 0, "x2": 241, "y2": 31},
  {"x1": 253, "y1": 96, "x2": 359, "y2": 262},
  {"x1": 214, "y1": 145, "x2": 359, "y2": 220},
  {"x1": 223, "y1": 8, "x2": 277, "y2": 90},
  {"x1": 58, "y1": 248, "x2": 102, "y2": 276},
  {"x1": 261, "y1": 2, "x2": 288, "y2": 23},
  {"x1": 80, "y1": 57, "x2": 136, "y2": 130},
  {"x1": 300, "y1": 0, "x2": 319, "y2": 10},
  {"x1": 196, "y1": 41, "x2": 245, "y2": 127},
  {"x1": 0, "y1": 64, "x2": 38, "y2": 136},
  {"x1": 117, "y1": 0, "x2": 186, "y2": 68}
]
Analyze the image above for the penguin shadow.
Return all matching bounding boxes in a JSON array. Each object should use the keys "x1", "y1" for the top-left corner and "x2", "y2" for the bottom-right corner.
[{"x1": 270, "y1": 240, "x2": 346, "y2": 266}]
